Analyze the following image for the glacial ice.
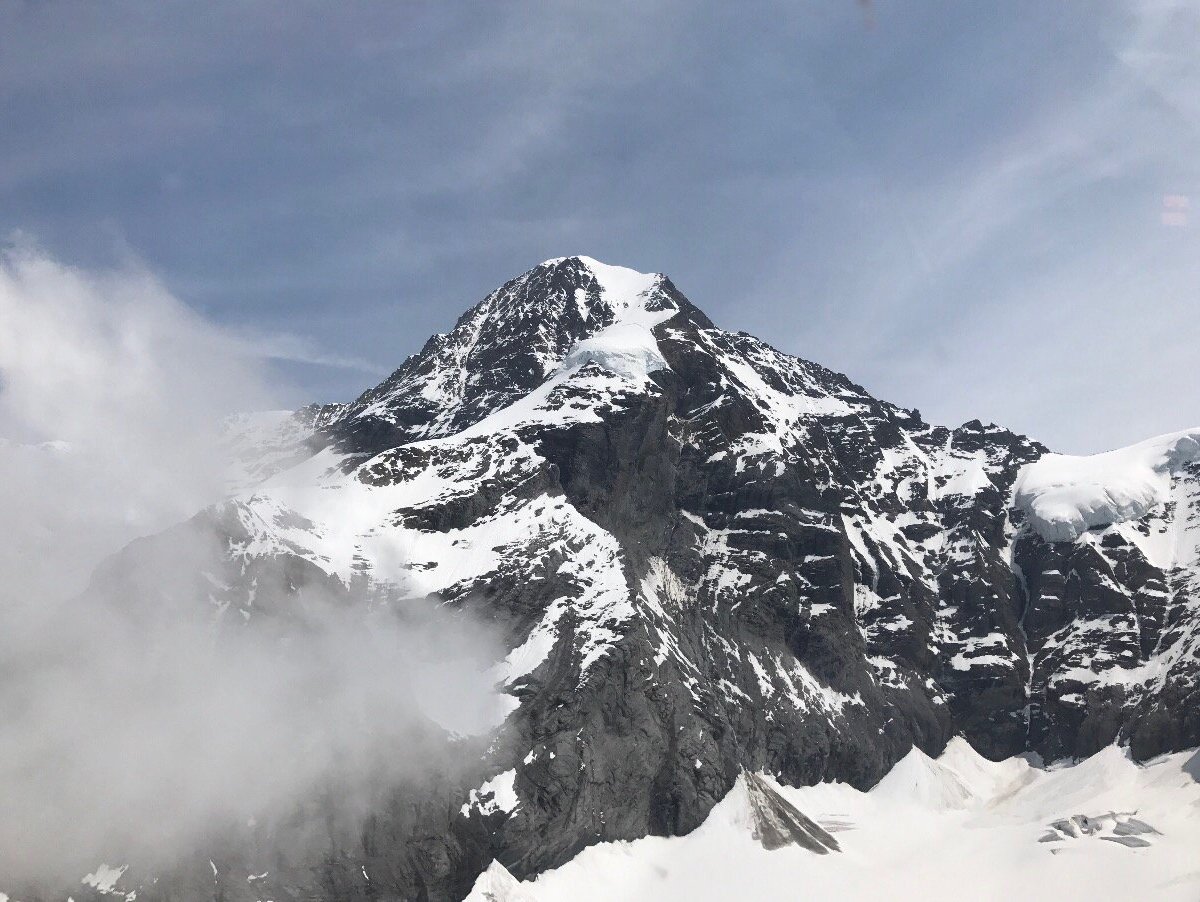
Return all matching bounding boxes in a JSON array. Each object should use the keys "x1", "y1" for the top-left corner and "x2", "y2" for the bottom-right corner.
[{"x1": 1013, "y1": 428, "x2": 1200, "y2": 541}]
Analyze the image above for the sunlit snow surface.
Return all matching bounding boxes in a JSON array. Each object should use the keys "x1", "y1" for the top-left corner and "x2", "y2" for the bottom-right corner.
[
  {"x1": 1014, "y1": 428, "x2": 1200, "y2": 542},
  {"x1": 469, "y1": 740, "x2": 1200, "y2": 902}
]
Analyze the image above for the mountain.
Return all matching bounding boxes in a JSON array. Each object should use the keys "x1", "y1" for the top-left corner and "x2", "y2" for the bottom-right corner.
[{"x1": 61, "y1": 257, "x2": 1200, "y2": 900}]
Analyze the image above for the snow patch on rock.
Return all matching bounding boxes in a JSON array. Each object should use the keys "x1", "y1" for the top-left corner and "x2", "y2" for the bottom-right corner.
[
  {"x1": 81, "y1": 863, "x2": 131, "y2": 897},
  {"x1": 461, "y1": 769, "x2": 520, "y2": 819}
]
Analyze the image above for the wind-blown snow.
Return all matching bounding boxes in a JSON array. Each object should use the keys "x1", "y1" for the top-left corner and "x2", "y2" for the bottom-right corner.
[
  {"x1": 1014, "y1": 428, "x2": 1200, "y2": 542},
  {"x1": 468, "y1": 738, "x2": 1200, "y2": 902}
]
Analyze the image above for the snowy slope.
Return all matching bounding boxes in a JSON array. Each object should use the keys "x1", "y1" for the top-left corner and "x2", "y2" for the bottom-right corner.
[
  {"x1": 1014, "y1": 428, "x2": 1200, "y2": 542},
  {"x1": 471, "y1": 740, "x2": 1200, "y2": 902}
]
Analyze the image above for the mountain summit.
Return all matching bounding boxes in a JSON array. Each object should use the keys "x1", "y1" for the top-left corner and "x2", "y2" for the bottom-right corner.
[
  {"x1": 323, "y1": 256, "x2": 709, "y2": 454},
  {"x1": 85, "y1": 258, "x2": 1200, "y2": 900}
]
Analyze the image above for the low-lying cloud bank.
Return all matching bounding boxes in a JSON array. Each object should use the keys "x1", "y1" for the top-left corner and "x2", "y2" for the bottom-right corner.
[{"x1": 0, "y1": 243, "x2": 502, "y2": 888}]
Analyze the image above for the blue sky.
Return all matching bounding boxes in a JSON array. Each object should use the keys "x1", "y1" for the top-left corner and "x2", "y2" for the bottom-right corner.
[{"x1": 2, "y1": 0, "x2": 1197, "y2": 452}]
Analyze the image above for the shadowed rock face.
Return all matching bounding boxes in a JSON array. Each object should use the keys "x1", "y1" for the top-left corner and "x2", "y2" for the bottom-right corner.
[{"x1": 67, "y1": 258, "x2": 1200, "y2": 901}]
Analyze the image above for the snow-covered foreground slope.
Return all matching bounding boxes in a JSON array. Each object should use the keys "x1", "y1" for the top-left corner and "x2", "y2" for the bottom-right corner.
[{"x1": 473, "y1": 740, "x2": 1200, "y2": 902}]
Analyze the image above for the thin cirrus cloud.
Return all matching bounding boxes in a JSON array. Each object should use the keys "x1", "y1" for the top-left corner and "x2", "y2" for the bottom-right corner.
[
  {"x1": 0, "y1": 0, "x2": 1195, "y2": 452},
  {"x1": 233, "y1": 331, "x2": 390, "y2": 377}
]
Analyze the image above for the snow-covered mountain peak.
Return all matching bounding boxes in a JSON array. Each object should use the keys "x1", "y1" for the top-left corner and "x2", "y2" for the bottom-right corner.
[
  {"x1": 516, "y1": 255, "x2": 673, "y2": 320},
  {"x1": 75, "y1": 255, "x2": 1200, "y2": 901},
  {"x1": 541, "y1": 254, "x2": 659, "y2": 298},
  {"x1": 565, "y1": 256, "x2": 661, "y2": 312},
  {"x1": 324, "y1": 256, "x2": 707, "y2": 451}
]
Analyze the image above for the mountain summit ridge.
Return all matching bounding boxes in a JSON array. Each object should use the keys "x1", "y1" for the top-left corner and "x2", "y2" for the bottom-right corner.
[
  {"x1": 84, "y1": 257, "x2": 1200, "y2": 900},
  {"x1": 322, "y1": 256, "x2": 709, "y2": 455}
]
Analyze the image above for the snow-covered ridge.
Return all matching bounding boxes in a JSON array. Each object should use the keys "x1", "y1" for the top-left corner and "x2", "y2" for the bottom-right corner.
[
  {"x1": 469, "y1": 740, "x2": 1200, "y2": 902},
  {"x1": 1014, "y1": 428, "x2": 1200, "y2": 542},
  {"x1": 329, "y1": 255, "x2": 681, "y2": 443}
]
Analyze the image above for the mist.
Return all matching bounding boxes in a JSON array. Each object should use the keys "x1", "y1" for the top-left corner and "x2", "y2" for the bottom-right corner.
[{"x1": 0, "y1": 243, "x2": 504, "y2": 889}]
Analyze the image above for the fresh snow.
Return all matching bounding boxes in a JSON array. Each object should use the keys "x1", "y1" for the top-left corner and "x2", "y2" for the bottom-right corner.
[
  {"x1": 468, "y1": 738, "x2": 1200, "y2": 902},
  {"x1": 1014, "y1": 428, "x2": 1200, "y2": 542}
]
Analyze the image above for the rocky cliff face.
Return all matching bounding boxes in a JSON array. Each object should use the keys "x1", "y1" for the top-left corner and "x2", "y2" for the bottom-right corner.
[{"x1": 70, "y1": 257, "x2": 1200, "y2": 901}]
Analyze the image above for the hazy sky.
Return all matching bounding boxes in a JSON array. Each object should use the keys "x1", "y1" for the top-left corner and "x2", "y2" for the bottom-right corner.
[{"x1": 2, "y1": 0, "x2": 1197, "y2": 453}]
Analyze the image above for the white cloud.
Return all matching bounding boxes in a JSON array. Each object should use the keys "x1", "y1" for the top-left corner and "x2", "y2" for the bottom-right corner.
[
  {"x1": 0, "y1": 244, "x2": 503, "y2": 888},
  {"x1": 0, "y1": 239, "x2": 273, "y2": 593}
]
